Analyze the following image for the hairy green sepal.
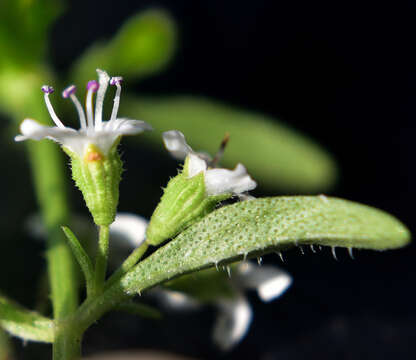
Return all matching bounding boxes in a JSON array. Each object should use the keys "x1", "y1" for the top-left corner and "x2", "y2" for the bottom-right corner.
[
  {"x1": 146, "y1": 157, "x2": 230, "y2": 245},
  {"x1": 65, "y1": 142, "x2": 122, "y2": 226}
]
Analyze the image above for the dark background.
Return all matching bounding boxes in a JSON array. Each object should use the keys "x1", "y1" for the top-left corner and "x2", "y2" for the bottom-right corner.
[{"x1": 2, "y1": 0, "x2": 415, "y2": 359}]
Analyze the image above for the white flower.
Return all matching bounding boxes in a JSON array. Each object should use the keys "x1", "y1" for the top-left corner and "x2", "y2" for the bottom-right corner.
[
  {"x1": 15, "y1": 69, "x2": 152, "y2": 157},
  {"x1": 152, "y1": 262, "x2": 292, "y2": 351},
  {"x1": 212, "y1": 295, "x2": 253, "y2": 351},
  {"x1": 162, "y1": 130, "x2": 257, "y2": 196},
  {"x1": 110, "y1": 213, "x2": 148, "y2": 249},
  {"x1": 110, "y1": 213, "x2": 292, "y2": 351}
]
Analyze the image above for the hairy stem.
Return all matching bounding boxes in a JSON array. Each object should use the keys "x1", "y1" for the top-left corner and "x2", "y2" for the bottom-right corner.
[
  {"x1": 54, "y1": 324, "x2": 82, "y2": 360},
  {"x1": 105, "y1": 242, "x2": 149, "y2": 290},
  {"x1": 94, "y1": 225, "x2": 110, "y2": 295}
]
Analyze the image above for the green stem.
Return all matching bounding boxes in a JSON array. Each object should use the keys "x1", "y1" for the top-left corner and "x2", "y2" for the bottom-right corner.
[
  {"x1": 53, "y1": 324, "x2": 82, "y2": 360},
  {"x1": 9, "y1": 72, "x2": 79, "y2": 358},
  {"x1": 69, "y1": 282, "x2": 129, "y2": 336},
  {"x1": 105, "y1": 242, "x2": 149, "y2": 290},
  {"x1": 94, "y1": 225, "x2": 110, "y2": 295},
  {"x1": 26, "y1": 116, "x2": 79, "y2": 322}
]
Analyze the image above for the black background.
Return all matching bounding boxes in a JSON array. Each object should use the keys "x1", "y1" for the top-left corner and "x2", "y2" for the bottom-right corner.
[{"x1": 2, "y1": 1, "x2": 415, "y2": 359}]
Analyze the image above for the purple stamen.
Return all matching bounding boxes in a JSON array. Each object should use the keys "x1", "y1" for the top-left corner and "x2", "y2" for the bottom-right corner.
[
  {"x1": 62, "y1": 85, "x2": 77, "y2": 98},
  {"x1": 110, "y1": 76, "x2": 123, "y2": 86},
  {"x1": 41, "y1": 85, "x2": 54, "y2": 94},
  {"x1": 87, "y1": 80, "x2": 99, "y2": 92}
]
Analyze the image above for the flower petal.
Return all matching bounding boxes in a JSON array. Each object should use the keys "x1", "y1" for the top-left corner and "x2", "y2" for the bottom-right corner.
[
  {"x1": 204, "y1": 163, "x2": 257, "y2": 196},
  {"x1": 103, "y1": 118, "x2": 153, "y2": 135},
  {"x1": 212, "y1": 296, "x2": 252, "y2": 351},
  {"x1": 187, "y1": 153, "x2": 207, "y2": 178},
  {"x1": 236, "y1": 261, "x2": 292, "y2": 302},
  {"x1": 163, "y1": 130, "x2": 194, "y2": 160},
  {"x1": 110, "y1": 213, "x2": 148, "y2": 248},
  {"x1": 15, "y1": 118, "x2": 78, "y2": 143}
]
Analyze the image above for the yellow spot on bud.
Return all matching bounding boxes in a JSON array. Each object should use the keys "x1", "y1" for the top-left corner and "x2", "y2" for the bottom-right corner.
[{"x1": 84, "y1": 144, "x2": 104, "y2": 163}]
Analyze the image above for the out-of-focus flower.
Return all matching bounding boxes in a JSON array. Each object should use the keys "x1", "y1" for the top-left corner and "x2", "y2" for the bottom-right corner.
[{"x1": 109, "y1": 213, "x2": 292, "y2": 351}]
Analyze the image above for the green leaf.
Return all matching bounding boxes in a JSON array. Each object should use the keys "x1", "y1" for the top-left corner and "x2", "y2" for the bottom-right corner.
[
  {"x1": 123, "y1": 96, "x2": 338, "y2": 192},
  {"x1": 115, "y1": 301, "x2": 162, "y2": 319},
  {"x1": 0, "y1": 0, "x2": 63, "y2": 66},
  {"x1": 0, "y1": 295, "x2": 54, "y2": 343},
  {"x1": 71, "y1": 9, "x2": 176, "y2": 83},
  {"x1": 62, "y1": 226, "x2": 95, "y2": 297},
  {"x1": 120, "y1": 196, "x2": 410, "y2": 294}
]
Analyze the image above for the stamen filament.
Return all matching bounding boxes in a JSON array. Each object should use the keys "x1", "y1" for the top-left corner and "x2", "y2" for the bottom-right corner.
[
  {"x1": 41, "y1": 86, "x2": 65, "y2": 128},
  {"x1": 62, "y1": 85, "x2": 87, "y2": 130},
  {"x1": 70, "y1": 94, "x2": 87, "y2": 130},
  {"x1": 86, "y1": 81, "x2": 99, "y2": 131},
  {"x1": 211, "y1": 132, "x2": 230, "y2": 167},
  {"x1": 110, "y1": 77, "x2": 123, "y2": 122},
  {"x1": 94, "y1": 69, "x2": 110, "y2": 130}
]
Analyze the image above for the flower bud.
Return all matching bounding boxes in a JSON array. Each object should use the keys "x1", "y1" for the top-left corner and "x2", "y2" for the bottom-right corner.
[{"x1": 146, "y1": 156, "x2": 230, "y2": 246}]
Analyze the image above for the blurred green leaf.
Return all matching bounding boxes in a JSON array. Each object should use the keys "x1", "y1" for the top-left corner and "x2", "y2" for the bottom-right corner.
[
  {"x1": 71, "y1": 9, "x2": 176, "y2": 83},
  {"x1": 123, "y1": 96, "x2": 337, "y2": 192},
  {"x1": 115, "y1": 301, "x2": 162, "y2": 319},
  {"x1": 121, "y1": 196, "x2": 410, "y2": 294},
  {"x1": 0, "y1": 295, "x2": 54, "y2": 343},
  {"x1": 0, "y1": 67, "x2": 53, "y2": 118},
  {"x1": 164, "y1": 268, "x2": 236, "y2": 303},
  {"x1": 0, "y1": 0, "x2": 63, "y2": 67},
  {"x1": 0, "y1": 328, "x2": 13, "y2": 360}
]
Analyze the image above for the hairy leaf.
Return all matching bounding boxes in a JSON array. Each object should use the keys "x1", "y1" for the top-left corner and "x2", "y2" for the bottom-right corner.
[
  {"x1": 123, "y1": 96, "x2": 337, "y2": 192},
  {"x1": 71, "y1": 9, "x2": 176, "y2": 83},
  {"x1": 0, "y1": 295, "x2": 54, "y2": 343},
  {"x1": 121, "y1": 196, "x2": 410, "y2": 294}
]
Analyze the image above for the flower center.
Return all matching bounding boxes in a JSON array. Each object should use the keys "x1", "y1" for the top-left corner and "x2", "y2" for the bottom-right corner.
[
  {"x1": 84, "y1": 144, "x2": 104, "y2": 162},
  {"x1": 41, "y1": 69, "x2": 124, "y2": 134}
]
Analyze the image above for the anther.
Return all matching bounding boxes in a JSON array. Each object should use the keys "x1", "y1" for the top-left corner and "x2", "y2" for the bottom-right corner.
[
  {"x1": 87, "y1": 80, "x2": 99, "y2": 92},
  {"x1": 41, "y1": 85, "x2": 54, "y2": 94},
  {"x1": 110, "y1": 76, "x2": 123, "y2": 86},
  {"x1": 62, "y1": 85, "x2": 77, "y2": 98}
]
